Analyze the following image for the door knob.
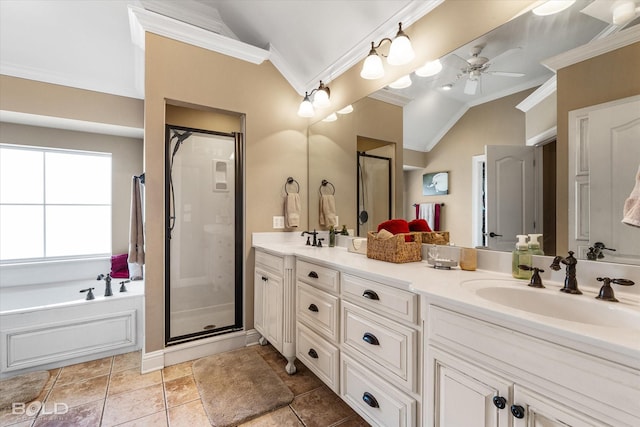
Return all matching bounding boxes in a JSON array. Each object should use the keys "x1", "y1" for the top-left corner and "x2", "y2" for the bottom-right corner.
[
  {"x1": 510, "y1": 404, "x2": 525, "y2": 419},
  {"x1": 492, "y1": 396, "x2": 507, "y2": 409},
  {"x1": 489, "y1": 232, "x2": 503, "y2": 238}
]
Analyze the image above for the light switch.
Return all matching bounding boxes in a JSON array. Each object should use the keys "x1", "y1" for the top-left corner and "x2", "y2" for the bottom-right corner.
[{"x1": 273, "y1": 216, "x2": 285, "y2": 229}]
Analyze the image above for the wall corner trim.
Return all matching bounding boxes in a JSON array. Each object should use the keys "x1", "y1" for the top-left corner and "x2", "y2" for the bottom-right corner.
[{"x1": 517, "y1": 76, "x2": 557, "y2": 112}]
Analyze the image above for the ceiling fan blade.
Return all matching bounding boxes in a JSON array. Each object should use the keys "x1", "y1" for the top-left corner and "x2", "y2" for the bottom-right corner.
[
  {"x1": 487, "y1": 71, "x2": 525, "y2": 77},
  {"x1": 464, "y1": 78, "x2": 478, "y2": 95}
]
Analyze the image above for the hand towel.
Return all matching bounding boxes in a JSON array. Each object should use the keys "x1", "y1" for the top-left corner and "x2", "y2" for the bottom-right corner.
[
  {"x1": 128, "y1": 176, "x2": 145, "y2": 265},
  {"x1": 319, "y1": 194, "x2": 338, "y2": 226},
  {"x1": 622, "y1": 164, "x2": 640, "y2": 227},
  {"x1": 418, "y1": 203, "x2": 435, "y2": 231},
  {"x1": 285, "y1": 193, "x2": 301, "y2": 228},
  {"x1": 110, "y1": 253, "x2": 130, "y2": 279},
  {"x1": 377, "y1": 219, "x2": 411, "y2": 241}
]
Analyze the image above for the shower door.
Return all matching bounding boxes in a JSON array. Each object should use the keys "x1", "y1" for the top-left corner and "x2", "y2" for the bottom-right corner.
[
  {"x1": 357, "y1": 152, "x2": 392, "y2": 237},
  {"x1": 165, "y1": 125, "x2": 243, "y2": 345}
]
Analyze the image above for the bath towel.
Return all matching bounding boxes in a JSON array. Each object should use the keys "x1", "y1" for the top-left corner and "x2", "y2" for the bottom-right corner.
[
  {"x1": 319, "y1": 194, "x2": 338, "y2": 227},
  {"x1": 409, "y1": 218, "x2": 432, "y2": 232},
  {"x1": 285, "y1": 193, "x2": 301, "y2": 228},
  {"x1": 418, "y1": 203, "x2": 435, "y2": 231},
  {"x1": 377, "y1": 219, "x2": 411, "y2": 241},
  {"x1": 622, "y1": 164, "x2": 640, "y2": 227},
  {"x1": 128, "y1": 176, "x2": 145, "y2": 266}
]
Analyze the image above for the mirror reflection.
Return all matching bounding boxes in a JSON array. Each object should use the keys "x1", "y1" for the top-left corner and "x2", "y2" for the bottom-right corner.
[{"x1": 308, "y1": 1, "x2": 640, "y2": 265}]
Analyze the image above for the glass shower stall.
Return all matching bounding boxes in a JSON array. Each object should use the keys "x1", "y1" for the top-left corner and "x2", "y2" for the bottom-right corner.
[{"x1": 165, "y1": 125, "x2": 243, "y2": 345}]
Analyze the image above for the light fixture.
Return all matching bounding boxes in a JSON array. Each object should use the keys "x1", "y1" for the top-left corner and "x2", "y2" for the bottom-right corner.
[
  {"x1": 612, "y1": 0, "x2": 638, "y2": 25},
  {"x1": 360, "y1": 22, "x2": 415, "y2": 80},
  {"x1": 388, "y1": 74, "x2": 412, "y2": 89},
  {"x1": 415, "y1": 59, "x2": 443, "y2": 77},
  {"x1": 337, "y1": 104, "x2": 353, "y2": 114},
  {"x1": 297, "y1": 80, "x2": 331, "y2": 117},
  {"x1": 322, "y1": 113, "x2": 338, "y2": 122},
  {"x1": 532, "y1": 0, "x2": 576, "y2": 16},
  {"x1": 441, "y1": 83, "x2": 453, "y2": 91}
]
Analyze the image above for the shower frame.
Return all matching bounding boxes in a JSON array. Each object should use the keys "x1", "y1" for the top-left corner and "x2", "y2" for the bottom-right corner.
[{"x1": 164, "y1": 124, "x2": 244, "y2": 346}]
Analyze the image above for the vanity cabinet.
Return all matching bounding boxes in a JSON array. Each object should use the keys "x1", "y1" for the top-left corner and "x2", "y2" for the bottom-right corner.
[
  {"x1": 424, "y1": 303, "x2": 640, "y2": 427},
  {"x1": 254, "y1": 249, "x2": 296, "y2": 374}
]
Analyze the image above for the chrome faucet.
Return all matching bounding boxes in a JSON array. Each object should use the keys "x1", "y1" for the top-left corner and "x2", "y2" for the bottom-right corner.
[
  {"x1": 97, "y1": 273, "x2": 113, "y2": 296},
  {"x1": 301, "y1": 229, "x2": 319, "y2": 247},
  {"x1": 595, "y1": 277, "x2": 635, "y2": 302},
  {"x1": 550, "y1": 251, "x2": 581, "y2": 294}
]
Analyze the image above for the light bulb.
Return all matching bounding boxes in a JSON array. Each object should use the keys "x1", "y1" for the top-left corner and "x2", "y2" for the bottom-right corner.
[
  {"x1": 415, "y1": 59, "x2": 443, "y2": 77},
  {"x1": 361, "y1": 52, "x2": 384, "y2": 79},
  {"x1": 388, "y1": 75, "x2": 412, "y2": 89},
  {"x1": 297, "y1": 94, "x2": 314, "y2": 118},
  {"x1": 532, "y1": 0, "x2": 576, "y2": 16}
]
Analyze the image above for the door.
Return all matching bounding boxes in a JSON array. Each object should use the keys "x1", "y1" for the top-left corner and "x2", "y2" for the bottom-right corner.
[
  {"x1": 485, "y1": 145, "x2": 536, "y2": 251},
  {"x1": 264, "y1": 273, "x2": 283, "y2": 352},
  {"x1": 588, "y1": 98, "x2": 640, "y2": 265},
  {"x1": 254, "y1": 269, "x2": 267, "y2": 338}
]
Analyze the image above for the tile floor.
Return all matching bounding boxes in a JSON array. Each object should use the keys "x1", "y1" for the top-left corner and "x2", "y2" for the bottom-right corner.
[{"x1": 0, "y1": 344, "x2": 369, "y2": 427}]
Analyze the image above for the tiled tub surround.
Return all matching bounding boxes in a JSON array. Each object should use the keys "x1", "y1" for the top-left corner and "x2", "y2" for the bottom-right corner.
[
  {"x1": 253, "y1": 232, "x2": 640, "y2": 426},
  {"x1": 0, "y1": 345, "x2": 368, "y2": 427}
]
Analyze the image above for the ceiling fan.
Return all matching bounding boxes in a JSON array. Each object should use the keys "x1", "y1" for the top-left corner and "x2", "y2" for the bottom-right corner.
[{"x1": 451, "y1": 44, "x2": 525, "y2": 95}]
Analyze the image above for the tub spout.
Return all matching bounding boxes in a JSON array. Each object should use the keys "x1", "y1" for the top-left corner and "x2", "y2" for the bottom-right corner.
[{"x1": 97, "y1": 273, "x2": 113, "y2": 297}]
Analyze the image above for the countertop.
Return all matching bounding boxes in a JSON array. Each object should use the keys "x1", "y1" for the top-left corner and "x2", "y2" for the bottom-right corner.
[{"x1": 253, "y1": 241, "x2": 640, "y2": 369}]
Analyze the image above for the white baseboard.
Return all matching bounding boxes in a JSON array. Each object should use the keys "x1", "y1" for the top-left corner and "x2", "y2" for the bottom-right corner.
[
  {"x1": 140, "y1": 349, "x2": 165, "y2": 374},
  {"x1": 245, "y1": 328, "x2": 261, "y2": 346}
]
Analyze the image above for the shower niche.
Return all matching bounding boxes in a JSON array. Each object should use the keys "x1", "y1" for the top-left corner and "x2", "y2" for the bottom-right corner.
[{"x1": 165, "y1": 123, "x2": 243, "y2": 345}]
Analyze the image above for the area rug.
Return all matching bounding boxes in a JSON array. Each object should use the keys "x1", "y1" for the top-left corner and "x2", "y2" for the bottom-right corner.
[
  {"x1": 0, "y1": 370, "x2": 49, "y2": 410},
  {"x1": 193, "y1": 347, "x2": 294, "y2": 426}
]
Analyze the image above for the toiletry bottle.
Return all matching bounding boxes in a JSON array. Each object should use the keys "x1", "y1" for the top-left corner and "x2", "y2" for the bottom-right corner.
[
  {"x1": 528, "y1": 233, "x2": 544, "y2": 256},
  {"x1": 512, "y1": 235, "x2": 532, "y2": 279},
  {"x1": 329, "y1": 226, "x2": 336, "y2": 247}
]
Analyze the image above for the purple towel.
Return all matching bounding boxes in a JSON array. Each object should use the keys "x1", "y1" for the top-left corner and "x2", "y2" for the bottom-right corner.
[{"x1": 111, "y1": 254, "x2": 129, "y2": 279}]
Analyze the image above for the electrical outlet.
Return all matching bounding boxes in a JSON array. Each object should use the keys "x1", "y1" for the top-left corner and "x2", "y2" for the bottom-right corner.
[{"x1": 273, "y1": 216, "x2": 285, "y2": 229}]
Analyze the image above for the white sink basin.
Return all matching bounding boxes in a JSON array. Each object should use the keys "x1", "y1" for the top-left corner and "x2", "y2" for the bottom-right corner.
[{"x1": 460, "y1": 279, "x2": 640, "y2": 330}]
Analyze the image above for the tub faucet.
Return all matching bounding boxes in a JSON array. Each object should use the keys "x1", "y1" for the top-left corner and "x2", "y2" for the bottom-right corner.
[
  {"x1": 97, "y1": 273, "x2": 113, "y2": 297},
  {"x1": 550, "y1": 251, "x2": 581, "y2": 294}
]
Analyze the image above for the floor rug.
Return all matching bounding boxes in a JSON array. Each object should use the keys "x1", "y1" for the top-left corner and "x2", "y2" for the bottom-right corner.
[
  {"x1": 0, "y1": 370, "x2": 49, "y2": 410},
  {"x1": 193, "y1": 347, "x2": 294, "y2": 426}
]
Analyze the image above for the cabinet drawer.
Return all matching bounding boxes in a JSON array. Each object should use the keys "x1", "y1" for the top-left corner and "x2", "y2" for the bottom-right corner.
[
  {"x1": 297, "y1": 282, "x2": 339, "y2": 343},
  {"x1": 296, "y1": 260, "x2": 339, "y2": 293},
  {"x1": 342, "y1": 301, "x2": 417, "y2": 391},
  {"x1": 296, "y1": 322, "x2": 339, "y2": 393},
  {"x1": 255, "y1": 250, "x2": 284, "y2": 276},
  {"x1": 342, "y1": 273, "x2": 417, "y2": 324},
  {"x1": 341, "y1": 353, "x2": 416, "y2": 427}
]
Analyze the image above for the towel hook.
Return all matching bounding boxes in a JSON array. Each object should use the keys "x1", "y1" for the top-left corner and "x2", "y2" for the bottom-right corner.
[
  {"x1": 285, "y1": 177, "x2": 300, "y2": 195},
  {"x1": 319, "y1": 179, "x2": 335, "y2": 195}
]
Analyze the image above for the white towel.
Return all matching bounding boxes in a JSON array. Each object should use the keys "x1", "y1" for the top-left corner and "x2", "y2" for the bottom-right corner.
[
  {"x1": 419, "y1": 203, "x2": 435, "y2": 231},
  {"x1": 128, "y1": 176, "x2": 145, "y2": 266},
  {"x1": 319, "y1": 194, "x2": 338, "y2": 226},
  {"x1": 284, "y1": 193, "x2": 301, "y2": 228},
  {"x1": 622, "y1": 164, "x2": 640, "y2": 227}
]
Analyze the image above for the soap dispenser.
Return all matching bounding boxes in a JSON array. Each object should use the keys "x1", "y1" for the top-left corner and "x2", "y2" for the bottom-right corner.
[
  {"x1": 528, "y1": 233, "x2": 544, "y2": 256},
  {"x1": 512, "y1": 235, "x2": 532, "y2": 279}
]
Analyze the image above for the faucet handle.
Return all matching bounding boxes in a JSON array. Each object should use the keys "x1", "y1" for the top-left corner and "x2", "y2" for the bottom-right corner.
[
  {"x1": 519, "y1": 265, "x2": 545, "y2": 288},
  {"x1": 595, "y1": 277, "x2": 635, "y2": 302}
]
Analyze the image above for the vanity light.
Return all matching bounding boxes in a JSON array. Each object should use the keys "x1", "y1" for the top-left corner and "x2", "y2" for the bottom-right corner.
[
  {"x1": 388, "y1": 74, "x2": 412, "y2": 89},
  {"x1": 360, "y1": 22, "x2": 415, "y2": 80},
  {"x1": 612, "y1": 0, "x2": 639, "y2": 24},
  {"x1": 322, "y1": 113, "x2": 338, "y2": 122},
  {"x1": 532, "y1": 0, "x2": 576, "y2": 16},
  {"x1": 297, "y1": 80, "x2": 331, "y2": 117},
  {"x1": 415, "y1": 59, "x2": 443, "y2": 77},
  {"x1": 337, "y1": 104, "x2": 353, "y2": 114},
  {"x1": 441, "y1": 83, "x2": 453, "y2": 91}
]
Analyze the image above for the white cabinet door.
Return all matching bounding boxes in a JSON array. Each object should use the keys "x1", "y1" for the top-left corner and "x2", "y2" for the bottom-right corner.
[
  {"x1": 254, "y1": 268, "x2": 283, "y2": 352},
  {"x1": 254, "y1": 269, "x2": 267, "y2": 338},
  {"x1": 433, "y1": 355, "x2": 511, "y2": 427},
  {"x1": 511, "y1": 385, "x2": 604, "y2": 427}
]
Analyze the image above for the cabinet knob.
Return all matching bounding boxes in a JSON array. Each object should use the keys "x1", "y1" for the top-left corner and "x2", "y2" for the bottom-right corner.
[
  {"x1": 492, "y1": 396, "x2": 507, "y2": 409},
  {"x1": 362, "y1": 332, "x2": 380, "y2": 346},
  {"x1": 308, "y1": 271, "x2": 319, "y2": 279},
  {"x1": 308, "y1": 348, "x2": 318, "y2": 359},
  {"x1": 510, "y1": 404, "x2": 525, "y2": 419},
  {"x1": 362, "y1": 290, "x2": 380, "y2": 300},
  {"x1": 308, "y1": 303, "x2": 319, "y2": 312},
  {"x1": 362, "y1": 392, "x2": 379, "y2": 408},
  {"x1": 261, "y1": 276, "x2": 268, "y2": 281}
]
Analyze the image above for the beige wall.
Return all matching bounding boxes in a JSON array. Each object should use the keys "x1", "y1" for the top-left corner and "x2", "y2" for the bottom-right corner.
[
  {"x1": 556, "y1": 42, "x2": 640, "y2": 254},
  {"x1": 308, "y1": 97, "x2": 402, "y2": 231},
  {"x1": 404, "y1": 89, "x2": 535, "y2": 247},
  {"x1": 525, "y1": 91, "x2": 557, "y2": 141}
]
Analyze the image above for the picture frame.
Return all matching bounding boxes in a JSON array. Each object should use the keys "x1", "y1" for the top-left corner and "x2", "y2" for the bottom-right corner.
[{"x1": 423, "y1": 171, "x2": 449, "y2": 195}]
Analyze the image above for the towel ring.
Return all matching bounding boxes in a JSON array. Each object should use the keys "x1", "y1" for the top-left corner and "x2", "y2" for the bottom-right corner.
[
  {"x1": 285, "y1": 177, "x2": 300, "y2": 195},
  {"x1": 319, "y1": 179, "x2": 335, "y2": 195}
]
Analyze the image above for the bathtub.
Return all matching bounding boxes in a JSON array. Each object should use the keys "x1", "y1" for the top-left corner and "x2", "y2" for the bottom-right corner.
[{"x1": 0, "y1": 279, "x2": 144, "y2": 378}]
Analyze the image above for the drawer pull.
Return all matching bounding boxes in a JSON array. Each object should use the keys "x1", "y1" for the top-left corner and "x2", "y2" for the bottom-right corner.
[
  {"x1": 493, "y1": 396, "x2": 507, "y2": 409},
  {"x1": 362, "y1": 290, "x2": 379, "y2": 300},
  {"x1": 308, "y1": 303, "x2": 319, "y2": 312},
  {"x1": 308, "y1": 348, "x2": 318, "y2": 359},
  {"x1": 362, "y1": 392, "x2": 379, "y2": 408},
  {"x1": 362, "y1": 332, "x2": 380, "y2": 346},
  {"x1": 308, "y1": 271, "x2": 319, "y2": 279}
]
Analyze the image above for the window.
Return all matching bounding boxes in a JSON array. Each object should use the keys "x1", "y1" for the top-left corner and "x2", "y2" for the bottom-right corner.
[{"x1": 0, "y1": 144, "x2": 111, "y2": 262}]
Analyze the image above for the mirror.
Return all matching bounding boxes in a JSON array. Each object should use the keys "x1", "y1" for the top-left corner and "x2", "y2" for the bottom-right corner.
[{"x1": 308, "y1": 1, "x2": 640, "y2": 265}]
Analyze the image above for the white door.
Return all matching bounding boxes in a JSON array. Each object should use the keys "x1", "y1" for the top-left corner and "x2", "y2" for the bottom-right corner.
[
  {"x1": 485, "y1": 145, "x2": 536, "y2": 251},
  {"x1": 588, "y1": 98, "x2": 640, "y2": 265},
  {"x1": 265, "y1": 273, "x2": 283, "y2": 352}
]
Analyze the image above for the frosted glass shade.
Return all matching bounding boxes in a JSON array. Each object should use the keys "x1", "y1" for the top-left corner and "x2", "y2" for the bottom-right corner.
[
  {"x1": 532, "y1": 0, "x2": 575, "y2": 16},
  {"x1": 313, "y1": 88, "x2": 330, "y2": 108},
  {"x1": 387, "y1": 34, "x2": 415, "y2": 66},
  {"x1": 388, "y1": 75, "x2": 412, "y2": 89},
  {"x1": 337, "y1": 104, "x2": 353, "y2": 114},
  {"x1": 322, "y1": 113, "x2": 337, "y2": 122},
  {"x1": 415, "y1": 59, "x2": 443, "y2": 77},
  {"x1": 360, "y1": 53, "x2": 384, "y2": 79},
  {"x1": 297, "y1": 96, "x2": 314, "y2": 117}
]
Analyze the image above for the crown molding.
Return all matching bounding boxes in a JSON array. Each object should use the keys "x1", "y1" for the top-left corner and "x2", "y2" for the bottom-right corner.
[
  {"x1": 128, "y1": 5, "x2": 270, "y2": 65},
  {"x1": 516, "y1": 75, "x2": 557, "y2": 112},
  {"x1": 542, "y1": 23, "x2": 640, "y2": 72},
  {"x1": 368, "y1": 88, "x2": 413, "y2": 107},
  {"x1": 267, "y1": 44, "x2": 307, "y2": 95}
]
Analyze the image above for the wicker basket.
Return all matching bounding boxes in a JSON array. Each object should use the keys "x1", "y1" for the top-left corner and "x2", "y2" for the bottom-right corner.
[
  {"x1": 420, "y1": 231, "x2": 450, "y2": 245},
  {"x1": 366, "y1": 232, "x2": 422, "y2": 263}
]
